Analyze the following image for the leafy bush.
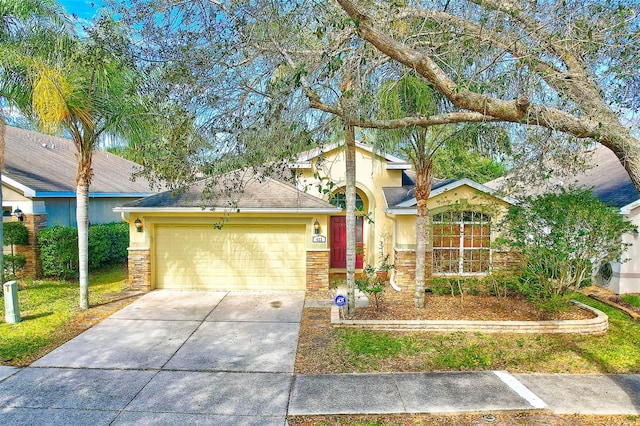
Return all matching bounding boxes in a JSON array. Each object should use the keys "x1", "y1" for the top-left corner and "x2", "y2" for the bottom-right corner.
[
  {"x1": 356, "y1": 265, "x2": 386, "y2": 309},
  {"x1": 38, "y1": 226, "x2": 78, "y2": 279},
  {"x1": 3, "y1": 253, "x2": 26, "y2": 279},
  {"x1": 3, "y1": 221, "x2": 30, "y2": 278},
  {"x1": 500, "y1": 188, "x2": 636, "y2": 308},
  {"x1": 88, "y1": 222, "x2": 129, "y2": 269},
  {"x1": 88, "y1": 225, "x2": 111, "y2": 270},
  {"x1": 4, "y1": 221, "x2": 29, "y2": 246},
  {"x1": 39, "y1": 222, "x2": 130, "y2": 278},
  {"x1": 105, "y1": 222, "x2": 129, "y2": 265}
]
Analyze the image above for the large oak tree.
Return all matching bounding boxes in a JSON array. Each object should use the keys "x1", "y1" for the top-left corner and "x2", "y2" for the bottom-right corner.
[{"x1": 115, "y1": 0, "x2": 638, "y2": 311}]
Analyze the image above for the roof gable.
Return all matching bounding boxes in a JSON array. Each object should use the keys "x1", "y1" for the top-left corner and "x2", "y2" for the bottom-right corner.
[
  {"x1": 292, "y1": 141, "x2": 411, "y2": 170},
  {"x1": 384, "y1": 178, "x2": 516, "y2": 212},
  {"x1": 3, "y1": 126, "x2": 157, "y2": 197}
]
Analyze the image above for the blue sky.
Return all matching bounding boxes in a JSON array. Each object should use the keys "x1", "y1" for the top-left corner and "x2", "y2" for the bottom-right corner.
[{"x1": 59, "y1": 0, "x2": 107, "y2": 21}]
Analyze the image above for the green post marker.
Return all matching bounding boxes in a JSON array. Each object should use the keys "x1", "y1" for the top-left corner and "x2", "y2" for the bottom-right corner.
[{"x1": 4, "y1": 280, "x2": 22, "y2": 324}]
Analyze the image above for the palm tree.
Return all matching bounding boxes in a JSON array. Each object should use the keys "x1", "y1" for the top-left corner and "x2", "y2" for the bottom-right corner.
[
  {"x1": 378, "y1": 74, "x2": 507, "y2": 308},
  {"x1": 377, "y1": 74, "x2": 443, "y2": 308},
  {"x1": 0, "y1": 0, "x2": 69, "y2": 283},
  {"x1": 1, "y1": 7, "x2": 151, "y2": 308}
]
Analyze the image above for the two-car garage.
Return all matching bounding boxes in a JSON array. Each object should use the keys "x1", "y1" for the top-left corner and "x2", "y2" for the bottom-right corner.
[
  {"x1": 154, "y1": 224, "x2": 307, "y2": 291},
  {"x1": 116, "y1": 174, "x2": 340, "y2": 292}
]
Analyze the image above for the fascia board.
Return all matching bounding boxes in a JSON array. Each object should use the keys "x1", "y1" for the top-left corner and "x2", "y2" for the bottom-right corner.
[
  {"x1": 385, "y1": 208, "x2": 417, "y2": 215},
  {"x1": 32, "y1": 192, "x2": 156, "y2": 198},
  {"x1": 113, "y1": 206, "x2": 343, "y2": 214},
  {"x1": 395, "y1": 178, "x2": 518, "y2": 208},
  {"x1": 620, "y1": 198, "x2": 640, "y2": 215},
  {"x1": 2, "y1": 176, "x2": 36, "y2": 197}
]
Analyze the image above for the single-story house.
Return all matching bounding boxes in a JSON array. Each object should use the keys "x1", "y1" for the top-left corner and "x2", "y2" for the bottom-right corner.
[
  {"x1": 2, "y1": 125, "x2": 159, "y2": 275},
  {"x1": 486, "y1": 144, "x2": 640, "y2": 295},
  {"x1": 116, "y1": 142, "x2": 516, "y2": 292}
]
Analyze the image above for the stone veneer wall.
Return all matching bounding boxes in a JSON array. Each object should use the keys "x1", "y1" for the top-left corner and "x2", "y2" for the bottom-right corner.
[
  {"x1": 492, "y1": 251, "x2": 523, "y2": 272},
  {"x1": 394, "y1": 249, "x2": 421, "y2": 287},
  {"x1": 15, "y1": 214, "x2": 47, "y2": 278},
  {"x1": 306, "y1": 250, "x2": 330, "y2": 291},
  {"x1": 128, "y1": 247, "x2": 151, "y2": 292}
]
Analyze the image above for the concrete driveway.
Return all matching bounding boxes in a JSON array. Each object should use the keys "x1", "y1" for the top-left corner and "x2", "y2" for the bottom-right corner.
[
  {"x1": 0, "y1": 290, "x2": 305, "y2": 425},
  {"x1": 2, "y1": 290, "x2": 640, "y2": 424}
]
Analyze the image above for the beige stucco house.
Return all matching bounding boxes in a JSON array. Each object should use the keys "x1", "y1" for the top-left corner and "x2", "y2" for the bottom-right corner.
[{"x1": 117, "y1": 142, "x2": 515, "y2": 292}]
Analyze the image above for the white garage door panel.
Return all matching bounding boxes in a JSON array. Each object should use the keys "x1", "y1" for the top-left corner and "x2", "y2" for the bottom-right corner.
[{"x1": 155, "y1": 225, "x2": 305, "y2": 290}]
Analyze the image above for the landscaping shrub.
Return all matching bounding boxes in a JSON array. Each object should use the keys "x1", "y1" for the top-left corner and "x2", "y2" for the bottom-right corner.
[
  {"x1": 88, "y1": 225, "x2": 111, "y2": 270},
  {"x1": 356, "y1": 264, "x2": 386, "y2": 309},
  {"x1": 4, "y1": 221, "x2": 29, "y2": 246},
  {"x1": 3, "y1": 221, "x2": 30, "y2": 278},
  {"x1": 3, "y1": 253, "x2": 26, "y2": 279},
  {"x1": 499, "y1": 187, "x2": 636, "y2": 311},
  {"x1": 39, "y1": 222, "x2": 130, "y2": 278},
  {"x1": 104, "y1": 222, "x2": 129, "y2": 265},
  {"x1": 38, "y1": 226, "x2": 78, "y2": 279}
]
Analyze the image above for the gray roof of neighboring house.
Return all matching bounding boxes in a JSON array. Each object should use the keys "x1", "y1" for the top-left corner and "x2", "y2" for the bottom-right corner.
[
  {"x1": 3, "y1": 125, "x2": 157, "y2": 197},
  {"x1": 485, "y1": 145, "x2": 640, "y2": 209},
  {"x1": 119, "y1": 171, "x2": 340, "y2": 212}
]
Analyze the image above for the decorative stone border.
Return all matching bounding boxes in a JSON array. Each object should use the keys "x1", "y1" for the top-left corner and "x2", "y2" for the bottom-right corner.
[{"x1": 331, "y1": 300, "x2": 608, "y2": 334}]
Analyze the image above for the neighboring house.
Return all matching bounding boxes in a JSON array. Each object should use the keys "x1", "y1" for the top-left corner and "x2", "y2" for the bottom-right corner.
[
  {"x1": 117, "y1": 142, "x2": 516, "y2": 292},
  {"x1": 2, "y1": 125, "x2": 159, "y2": 276},
  {"x1": 486, "y1": 144, "x2": 640, "y2": 295}
]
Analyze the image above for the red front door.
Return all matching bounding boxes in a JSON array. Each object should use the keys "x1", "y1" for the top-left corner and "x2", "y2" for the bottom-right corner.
[{"x1": 330, "y1": 216, "x2": 364, "y2": 269}]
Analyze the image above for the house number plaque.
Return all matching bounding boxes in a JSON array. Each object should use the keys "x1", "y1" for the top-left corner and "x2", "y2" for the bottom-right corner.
[{"x1": 312, "y1": 235, "x2": 327, "y2": 244}]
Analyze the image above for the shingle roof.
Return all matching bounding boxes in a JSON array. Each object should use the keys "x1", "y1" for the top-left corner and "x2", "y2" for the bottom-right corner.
[
  {"x1": 120, "y1": 170, "x2": 340, "y2": 211},
  {"x1": 3, "y1": 125, "x2": 156, "y2": 196},
  {"x1": 382, "y1": 171, "x2": 457, "y2": 208},
  {"x1": 485, "y1": 145, "x2": 640, "y2": 209}
]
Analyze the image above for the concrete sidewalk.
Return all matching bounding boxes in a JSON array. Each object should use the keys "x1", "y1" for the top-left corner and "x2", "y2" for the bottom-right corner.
[{"x1": 0, "y1": 290, "x2": 639, "y2": 425}]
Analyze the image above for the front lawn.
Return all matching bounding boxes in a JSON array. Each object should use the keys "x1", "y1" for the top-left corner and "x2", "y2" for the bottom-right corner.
[
  {"x1": 296, "y1": 294, "x2": 640, "y2": 374},
  {"x1": 0, "y1": 266, "x2": 139, "y2": 366}
]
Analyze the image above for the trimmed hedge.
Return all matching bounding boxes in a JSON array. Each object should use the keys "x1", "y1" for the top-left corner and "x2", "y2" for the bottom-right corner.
[
  {"x1": 39, "y1": 222, "x2": 129, "y2": 279},
  {"x1": 38, "y1": 226, "x2": 78, "y2": 279}
]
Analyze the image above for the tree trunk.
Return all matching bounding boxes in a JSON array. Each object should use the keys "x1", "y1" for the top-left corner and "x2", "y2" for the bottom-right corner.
[
  {"x1": 0, "y1": 116, "x2": 5, "y2": 284},
  {"x1": 413, "y1": 161, "x2": 432, "y2": 308},
  {"x1": 345, "y1": 124, "x2": 357, "y2": 316},
  {"x1": 77, "y1": 178, "x2": 90, "y2": 310}
]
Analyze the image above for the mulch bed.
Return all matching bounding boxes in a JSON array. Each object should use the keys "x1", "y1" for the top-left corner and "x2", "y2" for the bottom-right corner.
[{"x1": 321, "y1": 287, "x2": 594, "y2": 321}]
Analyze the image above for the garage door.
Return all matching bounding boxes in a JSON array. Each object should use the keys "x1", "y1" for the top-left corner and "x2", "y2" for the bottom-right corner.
[{"x1": 155, "y1": 224, "x2": 306, "y2": 290}]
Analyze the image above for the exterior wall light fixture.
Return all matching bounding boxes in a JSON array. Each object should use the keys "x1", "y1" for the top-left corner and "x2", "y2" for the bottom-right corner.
[
  {"x1": 13, "y1": 208, "x2": 24, "y2": 222},
  {"x1": 313, "y1": 219, "x2": 321, "y2": 235},
  {"x1": 134, "y1": 217, "x2": 143, "y2": 232}
]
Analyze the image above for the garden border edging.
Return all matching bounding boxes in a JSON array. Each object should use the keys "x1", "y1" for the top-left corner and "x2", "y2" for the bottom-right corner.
[{"x1": 331, "y1": 299, "x2": 608, "y2": 334}]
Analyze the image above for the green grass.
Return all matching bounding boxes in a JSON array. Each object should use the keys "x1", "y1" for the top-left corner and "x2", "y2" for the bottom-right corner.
[
  {"x1": 0, "y1": 265, "x2": 128, "y2": 365},
  {"x1": 333, "y1": 294, "x2": 640, "y2": 373},
  {"x1": 621, "y1": 294, "x2": 640, "y2": 308}
]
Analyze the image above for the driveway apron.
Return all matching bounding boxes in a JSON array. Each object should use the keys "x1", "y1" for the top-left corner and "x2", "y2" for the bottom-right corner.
[{"x1": 0, "y1": 290, "x2": 304, "y2": 426}]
